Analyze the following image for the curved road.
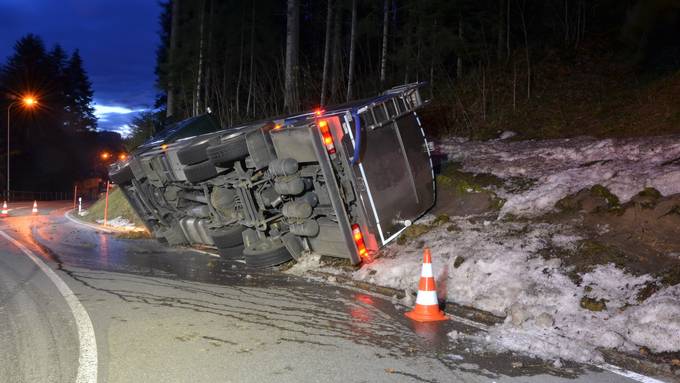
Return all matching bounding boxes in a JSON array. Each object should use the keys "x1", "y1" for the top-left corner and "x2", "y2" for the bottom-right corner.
[{"x1": 0, "y1": 201, "x2": 665, "y2": 382}]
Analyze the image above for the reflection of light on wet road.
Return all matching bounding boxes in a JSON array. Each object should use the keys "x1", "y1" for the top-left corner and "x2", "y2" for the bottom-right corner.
[
  {"x1": 355, "y1": 293, "x2": 374, "y2": 305},
  {"x1": 99, "y1": 233, "x2": 109, "y2": 266},
  {"x1": 410, "y1": 321, "x2": 445, "y2": 345},
  {"x1": 350, "y1": 294, "x2": 376, "y2": 323}
]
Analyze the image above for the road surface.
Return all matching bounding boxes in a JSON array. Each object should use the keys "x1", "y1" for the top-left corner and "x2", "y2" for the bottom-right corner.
[{"x1": 0, "y1": 201, "x2": 665, "y2": 382}]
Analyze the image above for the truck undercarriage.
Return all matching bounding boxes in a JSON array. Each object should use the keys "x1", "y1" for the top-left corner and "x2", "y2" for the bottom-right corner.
[{"x1": 110, "y1": 83, "x2": 435, "y2": 267}]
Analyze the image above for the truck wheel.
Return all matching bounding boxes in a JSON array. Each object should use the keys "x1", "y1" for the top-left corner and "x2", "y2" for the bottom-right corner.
[
  {"x1": 183, "y1": 161, "x2": 218, "y2": 183},
  {"x1": 206, "y1": 136, "x2": 249, "y2": 165},
  {"x1": 243, "y1": 238, "x2": 293, "y2": 268},
  {"x1": 217, "y1": 244, "x2": 245, "y2": 260},
  {"x1": 109, "y1": 164, "x2": 134, "y2": 185},
  {"x1": 177, "y1": 139, "x2": 211, "y2": 165},
  {"x1": 208, "y1": 225, "x2": 245, "y2": 248}
]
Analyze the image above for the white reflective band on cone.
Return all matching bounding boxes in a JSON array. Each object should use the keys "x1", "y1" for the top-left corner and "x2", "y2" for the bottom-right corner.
[
  {"x1": 420, "y1": 263, "x2": 433, "y2": 277},
  {"x1": 415, "y1": 290, "x2": 438, "y2": 306}
]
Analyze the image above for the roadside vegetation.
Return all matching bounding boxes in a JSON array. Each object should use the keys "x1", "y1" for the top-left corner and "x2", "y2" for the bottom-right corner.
[{"x1": 80, "y1": 187, "x2": 146, "y2": 229}]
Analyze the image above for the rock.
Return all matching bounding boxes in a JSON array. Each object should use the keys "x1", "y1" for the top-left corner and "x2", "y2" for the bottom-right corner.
[
  {"x1": 499, "y1": 131, "x2": 517, "y2": 140},
  {"x1": 509, "y1": 303, "x2": 532, "y2": 326},
  {"x1": 535, "y1": 312, "x2": 554, "y2": 327},
  {"x1": 433, "y1": 214, "x2": 450, "y2": 225},
  {"x1": 453, "y1": 256, "x2": 465, "y2": 268},
  {"x1": 580, "y1": 296, "x2": 607, "y2": 312},
  {"x1": 636, "y1": 281, "x2": 660, "y2": 302},
  {"x1": 396, "y1": 224, "x2": 432, "y2": 245},
  {"x1": 629, "y1": 187, "x2": 662, "y2": 208},
  {"x1": 555, "y1": 185, "x2": 620, "y2": 213}
]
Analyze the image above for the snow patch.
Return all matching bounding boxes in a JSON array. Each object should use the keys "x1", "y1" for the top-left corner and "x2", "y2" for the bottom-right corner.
[
  {"x1": 438, "y1": 135, "x2": 680, "y2": 216},
  {"x1": 95, "y1": 216, "x2": 136, "y2": 230}
]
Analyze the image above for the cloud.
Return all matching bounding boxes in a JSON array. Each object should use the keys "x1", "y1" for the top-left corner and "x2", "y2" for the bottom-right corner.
[
  {"x1": 94, "y1": 104, "x2": 143, "y2": 119},
  {"x1": 94, "y1": 102, "x2": 146, "y2": 137},
  {"x1": 0, "y1": 0, "x2": 162, "y2": 135},
  {"x1": 110, "y1": 124, "x2": 133, "y2": 137}
]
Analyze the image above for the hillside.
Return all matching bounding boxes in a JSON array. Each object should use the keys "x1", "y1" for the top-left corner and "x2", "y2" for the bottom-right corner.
[{"x1": 423, "y1": 39, "x2": 680, "y2": 140}]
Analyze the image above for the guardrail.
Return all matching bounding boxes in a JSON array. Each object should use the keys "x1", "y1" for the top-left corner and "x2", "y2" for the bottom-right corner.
[{"x1": 1, "y1": 190, "x2": 73, "y2": 202}]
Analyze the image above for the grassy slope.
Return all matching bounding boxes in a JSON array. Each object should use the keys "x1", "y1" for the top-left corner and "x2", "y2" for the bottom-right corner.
[
  {"x1": 81, "y1": 187, "x2": 145, "y2": 227},
  {"x1": 422, "y1": 39, "x2": 680, "y2": 140}
]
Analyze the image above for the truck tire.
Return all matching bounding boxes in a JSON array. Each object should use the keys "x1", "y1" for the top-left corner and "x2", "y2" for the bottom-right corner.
[
  {"x1": 109, "y1": 164, "x2": 134, "y2": 185},
  {"x1": 217, "y1": 244, "x2": 245, "y2": 260},
  {"x1": 183, "y1": 161, "x2": 218, "y2": 183},
  {"x1": 206, "y1": 136, "x2": 248, "y2": 165},
  {"x1": 243, "y1": 238, "x2": 293, "y2": 268},
  {"x1": 208, "y1": 225, "x2": 245, "y2": 248},
  {"x1": 177, "y1": 139, "x2": 211, "y2": 165}
]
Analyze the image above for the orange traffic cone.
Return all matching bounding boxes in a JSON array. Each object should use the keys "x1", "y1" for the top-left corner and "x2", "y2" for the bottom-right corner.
[
  {"x1": 405, "y1": 248, "x2": 447, "y2": 322},
  {"x1": 1, "y1": 201, "x2": 7, "y2": 217},
  {"x1": 31, "y1": 201, "x2": 38, "y2": 215}
]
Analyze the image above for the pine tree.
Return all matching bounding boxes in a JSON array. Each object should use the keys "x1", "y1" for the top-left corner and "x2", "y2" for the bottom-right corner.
[{"x1": 64, "y1": 50, "x2": 97, "y2": 132}]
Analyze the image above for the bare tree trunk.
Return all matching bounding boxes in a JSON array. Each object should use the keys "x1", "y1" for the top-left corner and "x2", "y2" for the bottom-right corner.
[
  {"x1": 430, "y1": 18, "x2": 437, "y2": 98},
  {"x1": 564, "y1": 0, "x2": 569, "y2": 43},
  {"x1": 330, "y1": 4, "x2": 342, "y2": 103},
  {"x1": 513, "y1": 60, "x2": 517, "y2": 111},
  {"x1": 235, "y1": 10, "x2": 245, "y2": 117},
  {"x1": 204, "y1": 0, "x2": 214, "y2": 111},
  {"x1": 166, "y1": 0, "x2": 180, "y2": 118},
  {"x1": 320, "y1": 0, "x2": 333, "y2": 106},
  {"x1": 481, "y1": 63, "x2": 486, "y2": 121},
  {"x1": 284, "y1": 0, "x2": 300, "y2": 112},
  {"x1": 520, "y1": 4, "x2": 531, "y2": 100},
  {"x1": 194, "y1": 0, "x2": 206, "y2": 116},
  {"x1": 246, "y1": 1, "x2": 256, "y2": 116},
  {"x1": 346, "y1": 0, "x2": 358, "y2": 102},
  {"x1": 379, "y1": 0, "x2": 390, "y2": 86},
  {"x1": 497, "y1": 0, "x2": 505, "y2": 61},
  {"x1": 457, "y1": 15, "x2": 463, "y2": 79},
  {"x1": 506, "y1": 0, "x2": 511, "y2": 58}
]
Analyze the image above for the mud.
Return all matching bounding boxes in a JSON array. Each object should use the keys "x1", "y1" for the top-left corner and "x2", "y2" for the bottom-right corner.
[{"x1": 432, "y1": 163, "x2": 506, "y2": 218}]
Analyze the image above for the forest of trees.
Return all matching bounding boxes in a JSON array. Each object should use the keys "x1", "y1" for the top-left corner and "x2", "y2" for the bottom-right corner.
[
  {"x1": 153, "y1": 0, "x2": 680, "y2": 139},
  {"x1": 0, "y1": 34, "x2": 122, "y2": 194}
]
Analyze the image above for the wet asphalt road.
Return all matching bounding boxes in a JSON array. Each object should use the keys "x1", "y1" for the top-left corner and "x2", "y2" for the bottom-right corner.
[{"x1": 0, "y1": 202, "x2": 648, "y2": 382}]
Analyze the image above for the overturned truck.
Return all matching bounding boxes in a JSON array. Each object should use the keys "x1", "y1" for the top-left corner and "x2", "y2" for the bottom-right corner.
[{"x1": 109, "y1": 83, "x2": 435, "y2": 267}]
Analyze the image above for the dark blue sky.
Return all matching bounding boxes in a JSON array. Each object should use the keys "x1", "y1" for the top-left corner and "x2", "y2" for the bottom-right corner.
[{"x1": 0, "y1": 0, "x2": 163, "y2": 135}]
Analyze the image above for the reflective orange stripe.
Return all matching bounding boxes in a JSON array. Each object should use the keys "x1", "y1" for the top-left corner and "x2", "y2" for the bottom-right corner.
[{"x1": 419, "y1": 276, "x2": 436, "y2": 291}]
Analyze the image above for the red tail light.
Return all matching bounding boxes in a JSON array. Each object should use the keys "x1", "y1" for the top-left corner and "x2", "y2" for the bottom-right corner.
[
  {"x1": 318, "y1": 120, "x2": 336, "y2": 155},
  {"x1": 351, "y1": 224, "x2": 371, "y2": 262}
]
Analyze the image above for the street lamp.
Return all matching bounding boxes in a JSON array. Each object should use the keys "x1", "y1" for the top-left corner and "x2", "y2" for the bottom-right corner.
[{"x1": 6, "y1": 95, "x2": 38, "y2": 200}]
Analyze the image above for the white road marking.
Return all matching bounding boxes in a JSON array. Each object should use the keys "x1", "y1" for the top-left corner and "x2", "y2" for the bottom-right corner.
[
  {"x1": 596, "y1": 363, "x2": 667, "y2": 383},
  {"x1": 64, "y1": 210, "x2": 114, "y2": 233},
  {"x1": 0, "y1": 230, "x2": 98, "y2": 383}
]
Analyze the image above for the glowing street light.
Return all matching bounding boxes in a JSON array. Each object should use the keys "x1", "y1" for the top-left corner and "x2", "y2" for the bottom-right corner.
[
  {"x1": 6, "y1": 94, "x2": 39, "y2": 200},
  {"x1": 22, "y1": 96, "x2": 37, "y2": 107}
]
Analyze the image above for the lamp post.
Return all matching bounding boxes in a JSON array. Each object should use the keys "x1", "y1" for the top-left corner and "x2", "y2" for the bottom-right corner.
[{"x1": 6, "y1": 95, "x2": 37, "y2": 201}]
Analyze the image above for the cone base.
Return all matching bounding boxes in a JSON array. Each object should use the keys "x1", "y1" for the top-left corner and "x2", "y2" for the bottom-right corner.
[{"x1": 405, "y1": 305, "x2": 448, "y2": 322}]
